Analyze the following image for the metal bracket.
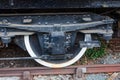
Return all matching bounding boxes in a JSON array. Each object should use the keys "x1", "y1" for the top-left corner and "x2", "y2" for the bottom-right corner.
[
  {"x1": 75, "y1": 67, "x2": 87, "y2": 79},
  {"x1": 80, "y1": 34, "x2": 100, "y2": 48},
  {"x1": 22, "y1": 71, "x2": 32, "y2": 80}
]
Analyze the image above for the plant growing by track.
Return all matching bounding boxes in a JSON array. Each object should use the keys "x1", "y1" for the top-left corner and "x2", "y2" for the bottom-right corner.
[{"x1": 85, "y1": 39, "x2": 107, "y2": 59}]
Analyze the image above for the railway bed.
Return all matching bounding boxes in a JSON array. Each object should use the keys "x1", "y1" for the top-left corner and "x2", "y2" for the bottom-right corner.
[
  {"x1": 0, "y1": 64, "x2": 120, "y2": 80},
  {"x1": 0, "y1": 38, "x2": 119, "y2": 80}
]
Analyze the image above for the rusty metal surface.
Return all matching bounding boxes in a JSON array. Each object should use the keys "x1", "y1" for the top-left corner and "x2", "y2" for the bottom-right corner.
[{"x1": 0, "y1": 64, "x2": 120, "y2": 80}]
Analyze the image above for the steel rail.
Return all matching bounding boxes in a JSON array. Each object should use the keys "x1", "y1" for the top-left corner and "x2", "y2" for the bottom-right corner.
[
  {"x1": 0, "y1": 64, "x2": 120, "y2": 80},
  {"x1": 0, "y1": 57, "x2": 43, "y2": 60}
]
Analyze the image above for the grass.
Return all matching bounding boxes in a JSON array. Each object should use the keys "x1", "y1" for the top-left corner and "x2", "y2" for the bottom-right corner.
[{"x1": 85, "y1": 39, "x2": 107, "y2": 59}]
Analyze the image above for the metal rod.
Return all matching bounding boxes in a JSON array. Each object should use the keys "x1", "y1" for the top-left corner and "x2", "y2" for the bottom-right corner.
[{"x1": 0, "y1": 57, "x2": 43, "y2": 60}]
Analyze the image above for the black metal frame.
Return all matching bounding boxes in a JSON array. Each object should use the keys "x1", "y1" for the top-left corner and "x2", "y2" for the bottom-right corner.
[
  {"x1": 0, "y1": 13, "x2": 114, "y2": 32},
  {"x1": 0, "y1": 0, "x2": 120, "y2": 9}
]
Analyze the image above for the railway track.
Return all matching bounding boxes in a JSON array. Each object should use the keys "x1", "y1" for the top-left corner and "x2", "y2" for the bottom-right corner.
[
  {"x1": 0, "y1": 64, "x2": 120, "y2": 80},
  {"x1": 0, "y1": 33, "x2": 119, "y2": 80},
  {"x1": 0, "y1": 1, "x2": 119, "y2": 80}
]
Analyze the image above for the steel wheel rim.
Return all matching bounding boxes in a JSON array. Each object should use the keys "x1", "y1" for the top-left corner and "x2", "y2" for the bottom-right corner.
[{"x1": 24, "y1": 35, "x2": 87, "y2": 68}]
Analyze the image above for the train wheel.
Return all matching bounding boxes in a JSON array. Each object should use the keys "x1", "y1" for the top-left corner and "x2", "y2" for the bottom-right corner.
[{"x1": 24, "y1": 35, "x2": 87, "y2": 68}]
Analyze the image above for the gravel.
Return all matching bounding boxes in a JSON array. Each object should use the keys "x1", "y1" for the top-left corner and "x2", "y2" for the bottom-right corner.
[
  {"x1": 96, "y1": 51, "x2": 120, "y2": 64},
  {"x1": 0, "y1": 77, "x2": 20, "y2": 80},
  {"x1": 85, "y1": 73, "x2": 120, "y2": 80},
  {"x1": 33, "y1": 75, "x2": 73, "y2": 80},
  {"x1": 86, "y1": 74, "x2": 109, "y2": 80}
]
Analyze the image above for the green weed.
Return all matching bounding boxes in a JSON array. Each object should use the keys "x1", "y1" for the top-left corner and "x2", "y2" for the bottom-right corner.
[{"x1": 85, "y1": 40, "x2": 107, "y2": 59}]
